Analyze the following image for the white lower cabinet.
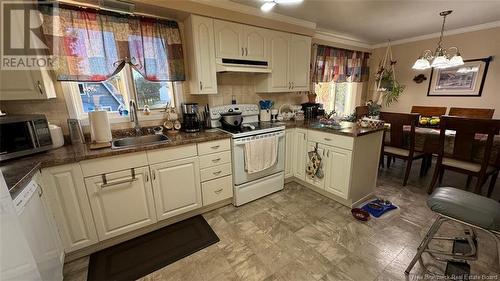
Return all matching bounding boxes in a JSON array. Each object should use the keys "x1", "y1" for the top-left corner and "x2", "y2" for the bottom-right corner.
[
  {"x1": 150, "y1": 158, "x2": 202, "y2": 221},
  {"x1": 293, "y1": 128, "x2": 308, "y2": 180},
  {"x1": 42, "y1": 164, "x2": 98, "y2": 253},
  {"x1": 284, "y1": 129, "x2": 294, "y2": 178},
  {"x1": 324, "y1": 146, "x2": 352, "y2": 199},
  {"x1": 84, "y1": 167, "x2": 157, "y2": 241},
  {"x1": 201, "y1": 176, "x2": 233, "y2": 206}
]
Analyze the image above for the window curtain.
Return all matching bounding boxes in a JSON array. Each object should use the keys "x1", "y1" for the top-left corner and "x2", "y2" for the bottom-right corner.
[
  {"x1": 38, "y1": 5, "x2": 185, "y2": 82},
  {"x1": 311, "y1": 44, "x2": 370, "y2": 83}
]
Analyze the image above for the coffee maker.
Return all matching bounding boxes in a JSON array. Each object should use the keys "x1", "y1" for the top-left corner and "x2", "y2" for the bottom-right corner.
[{"x1": 181, "y1": 103, "x2": 201, "y2": 132}]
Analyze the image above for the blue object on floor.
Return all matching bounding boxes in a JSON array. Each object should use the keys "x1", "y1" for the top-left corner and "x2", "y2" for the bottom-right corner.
[{"x1": 361, "y1": 199, "x2": 397, "y2": 218}]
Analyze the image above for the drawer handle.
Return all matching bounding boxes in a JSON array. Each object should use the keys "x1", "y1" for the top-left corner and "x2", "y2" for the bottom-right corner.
[
  {"x1": 101, "y1": 168, "x2": 137, "y2": 188},
  {"x1": 212, "y1": 158, "x2": 221, "y2": 163},
  {"x1": 213, "y1": 171, "x2": 222, "y2": 175},
  {"x1": 211, "y1": 145, "x2": 220, "y2": 149},
  {"x1": 214, "y1": 188, "x2": 223, "y2": 194},
  {"x1": 324, "y1": 138, "x2": 332, "y2": 141}
]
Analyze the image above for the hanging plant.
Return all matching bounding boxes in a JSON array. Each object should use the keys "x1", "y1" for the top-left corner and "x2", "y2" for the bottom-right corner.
[{"x1": 375, "y1": 41, "x2": 405, "y2": 107}]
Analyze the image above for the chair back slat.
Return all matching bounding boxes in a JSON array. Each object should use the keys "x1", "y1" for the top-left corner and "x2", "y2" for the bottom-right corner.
[
  {"x1": 380, "y1": 112, "x2": 419, "y2": 149},
  {"x1": 448, "y1": 107, "x2": 494, "y2": 119},
  {"x1": 438, "y1": 117, "x2": 500, "y2": 168},
  {"x1": 411, "y1": 106, "x2": 447, "y2": 117}
]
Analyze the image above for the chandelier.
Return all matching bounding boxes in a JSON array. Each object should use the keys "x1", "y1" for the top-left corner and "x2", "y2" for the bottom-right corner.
[{"x1": 412, "y1": 10, "x2": 464, "y2": 70}]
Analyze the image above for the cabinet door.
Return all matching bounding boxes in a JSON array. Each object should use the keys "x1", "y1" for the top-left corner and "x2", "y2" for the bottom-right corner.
[
  {"x1": 284, "y1": 129, "x2": 294, "y2": 178},
  {"x1": 293, "y1": 129, "x2": 307, "y2": 180},
  {"x1": 289, "y1": 34, "x2": 311, "y2": 91},
  {"x1": 214, "y1": 20, "x2": 244, "y2": 59},
  {"x1": 324, "y1": 146, "x2": 352, "y2": 199},
  {"x1": 243, "y1": 26, "x2": 267, "y2": 61},
  {"x1": 268, "y1": 31, "x2": 290, "y2": 91},
  {"x1": 191, "y1": 16, "x2": 217, "y2": 94},
  {"x1": 305, "y1": 142, "x2": 326, "y2": 189},
  {"x1": 151, "y1": 158, "x2": 202, "y2": 221},
  {"x1": 85, "y1": 167, "x2": 156, "y2": 241},
  {"x1": 42, "y1": 164, "x2": 98, "y2": 253}
]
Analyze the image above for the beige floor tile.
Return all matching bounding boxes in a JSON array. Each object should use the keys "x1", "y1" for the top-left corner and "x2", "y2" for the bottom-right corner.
[{"x1": 232, "y1": 254, "x2": 273, "y2": 281}]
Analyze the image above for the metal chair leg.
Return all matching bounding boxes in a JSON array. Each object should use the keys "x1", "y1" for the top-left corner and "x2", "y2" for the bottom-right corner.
[{"x1": 405, "y1": 216, "x2": 446, "y2": 275}]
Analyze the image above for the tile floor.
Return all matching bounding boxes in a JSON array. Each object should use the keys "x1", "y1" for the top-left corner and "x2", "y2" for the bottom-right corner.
[{"x1": 64, "y1": 160, "x2": 500, "y2": 281}]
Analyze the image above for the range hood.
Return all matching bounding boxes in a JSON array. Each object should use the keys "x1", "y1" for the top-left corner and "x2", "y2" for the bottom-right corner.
[{"x1": 216, "y1": 58, "x2": 272, "y2": 73}]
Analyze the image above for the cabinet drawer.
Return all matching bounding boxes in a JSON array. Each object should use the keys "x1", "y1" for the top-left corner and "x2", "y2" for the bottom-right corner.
[
  {"x1": 197, "y1": 139, "x2": 231, "y2": 155},
  {"x1": 307, "y1": 130, "x2": 353, "y2": 150},
  {"x1": 80, "y1": 152, "x2": 148, "y2": 177},
  {"x1": 202, "y1": 176, "x2": 233, "y2": 205},
  {"x1": 147, "y1": 144, "x2": 197, "y2": 165},
  {"x1": 199, "y1": 151, "x2": 231, "y2": 169},
  {"x1": 200, "y1": 163, "x2": 232, "y2": 182}
]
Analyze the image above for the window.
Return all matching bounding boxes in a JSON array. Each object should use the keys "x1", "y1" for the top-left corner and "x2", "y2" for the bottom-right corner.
[
  {"x1": 315, "y1": 81, "x2": 360, "y2": 116},
  {"x1": 66, "y1": 65, "x2": 176, "y2": 122}
]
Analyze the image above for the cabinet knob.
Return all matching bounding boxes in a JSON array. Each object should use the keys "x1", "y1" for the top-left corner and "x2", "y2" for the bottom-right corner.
[
  {"x1": 199, "y1": 81, "x2": 203, "y2": 90},
  {"x1": 37, "y1": 81, "x2": 44, "y2": 96},
  {"x1": 245, "y1": 47, "x2": 248, "y2": 56},
  {"x1": 214, "y1": 188, "x2": 223, "y2": 194},
  {"x1": 213, "y1": 171, "x2": 222, "y2": 175},
  {"x1": 212, "y1": 158, "x2": 221, "y2": 163},
  {"x1": 324, "y1": 138, "x2": 332, "y2": 141},
  {"x1": 211, "y1": 145, "x2": 220, "y2": 149},
  {"x1": 241, "y1": 47, "x2": 244, "y2": 56}
]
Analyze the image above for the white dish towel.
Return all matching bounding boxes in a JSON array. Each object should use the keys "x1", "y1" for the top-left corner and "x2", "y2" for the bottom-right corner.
[{"x1": 244, "y1": 135, "x2": 278, "y2": 174}]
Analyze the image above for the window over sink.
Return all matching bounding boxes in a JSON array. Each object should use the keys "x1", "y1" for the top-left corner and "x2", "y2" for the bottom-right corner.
[{"x1": 314, "y1": 81, "x2": 362, "y2": 116}]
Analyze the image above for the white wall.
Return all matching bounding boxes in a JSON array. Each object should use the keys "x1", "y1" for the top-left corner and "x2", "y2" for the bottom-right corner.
[{"x1": 368, "y1": 27, "x2": 500, "y2": 118}]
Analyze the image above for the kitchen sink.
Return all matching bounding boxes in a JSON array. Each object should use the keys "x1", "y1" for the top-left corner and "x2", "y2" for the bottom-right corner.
[{"x1": 111, "y1": 134, "x2": 169, "y2": 149}]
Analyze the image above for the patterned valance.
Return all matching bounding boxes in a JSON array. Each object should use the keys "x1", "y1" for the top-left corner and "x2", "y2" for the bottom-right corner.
[
  {"x1": 38, "y1": 4, "x2": 185, "y2": 82},
  {"x1": 311, "y1": 44, "x2": 370, "y2": 83}
]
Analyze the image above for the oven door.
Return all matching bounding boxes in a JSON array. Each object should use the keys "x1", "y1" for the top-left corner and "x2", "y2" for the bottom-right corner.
[{"x1": 232, "y1": 130, "x2": 285, "y2": 185}]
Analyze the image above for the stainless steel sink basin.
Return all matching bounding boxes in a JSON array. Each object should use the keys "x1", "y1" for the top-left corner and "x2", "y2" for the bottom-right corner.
[{"x1": 111, "y1": 134, "x2": 169, "y2": 149}]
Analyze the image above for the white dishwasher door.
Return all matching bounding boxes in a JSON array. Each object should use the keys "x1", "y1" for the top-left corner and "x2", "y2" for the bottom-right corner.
[{"x1": 17, "y1": 181, "x2": 64, "y2": 281}]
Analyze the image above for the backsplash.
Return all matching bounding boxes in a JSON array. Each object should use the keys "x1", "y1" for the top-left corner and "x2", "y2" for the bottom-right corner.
[{"x1": 0, "y1": 73, "x2": 307, "y2": 135}]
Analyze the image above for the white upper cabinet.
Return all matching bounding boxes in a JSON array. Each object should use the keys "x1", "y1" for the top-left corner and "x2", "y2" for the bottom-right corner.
[
  {"x1": 0, "y1": 69, "x2": 56, "y2": 100},
  {"x1": 185, "y1": 15, "x2": 217, "y2": 95},
  {"x1": 289, "y1": 34, "x2": 312, "y2": 91},
  {"x1": 214, "y1": 20, "x2": 244, "y2": 59},
  {"x1": 214, "y1": 20, "x2": 268, "y2": 61},
  {"x1": 255, "y1": 31, "x2": 311, "y2": 93},
  {"x1": 243, "y1": 26, "x2": 267, "y2": 61}
]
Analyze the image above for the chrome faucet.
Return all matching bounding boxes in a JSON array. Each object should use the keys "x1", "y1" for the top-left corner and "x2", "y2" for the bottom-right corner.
[{"x1": 129, "y1": 100, "x2": 141, "y2": 136}]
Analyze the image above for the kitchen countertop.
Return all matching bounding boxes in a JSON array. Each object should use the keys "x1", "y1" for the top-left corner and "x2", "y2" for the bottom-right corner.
[
  {"x1": 281, "y1": 120, "x2": 385, "y2": 137},
  {"x1": 1, "y1": 129, "x2": 231, "y2": 198},
  {"x1": 1, "y1": 120, "x2": 383, "y2": 198}
]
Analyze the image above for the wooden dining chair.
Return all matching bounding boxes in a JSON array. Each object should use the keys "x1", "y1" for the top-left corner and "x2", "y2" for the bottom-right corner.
[
  {"x1": 448, "y1": 107, "x2": 495, "y2": 119},
  {"x1": 411, "y1": 106, "x2": 447, "y2": 117},
  {"x1": 428, "y1": 116, "x2": 500, "y2": 196},
  {"x1": 355, "y1": 105, "x2": 369, "y2": 120},
  {"x1": 380, "y1": 112, "x2": 427, "y2": 186}
]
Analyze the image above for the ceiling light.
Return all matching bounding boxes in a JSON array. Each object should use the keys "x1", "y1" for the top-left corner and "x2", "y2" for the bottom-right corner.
[
  {"x1": 412, "y1": 10, "x2": 464, "y2": 70},
  {"x1": 260, "y1": 1, "x2": 276, "y2": 12},
  {"x1": 275, "y1": 0, "x2": 303, "y2": 4}
]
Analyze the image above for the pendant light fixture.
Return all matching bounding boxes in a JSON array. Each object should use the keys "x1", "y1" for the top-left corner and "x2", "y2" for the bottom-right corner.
[
  {"x1": 260, "y1": 0, "x2": 303, "y2": 13},
  {"x1": 412, "y1": 10, "x2": 464, "y2": 70}
]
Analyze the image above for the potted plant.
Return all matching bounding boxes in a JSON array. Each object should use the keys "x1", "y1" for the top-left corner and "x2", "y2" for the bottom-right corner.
[{"x1": 377, "y1": 68, "x2": 405, "y2": 107}]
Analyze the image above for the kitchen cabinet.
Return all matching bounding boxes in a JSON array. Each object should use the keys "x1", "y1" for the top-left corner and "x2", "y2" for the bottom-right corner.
[
  {"x1": 284, "y1": 129, "x2": 294, "y2": 178},
  {"x1": 41, "y1": 164, "x2": 98, "y2": 253},
  {"x1": 185, "y1": 15, "x2": 217, "y2": 95},
  {"x1": 255, "y1": 32, "x2": 311, "y2": 93},
  {"x1": 305, "y1": 142, "x2": 326, "y2": 189},
  {"x1": 150, "y1": 158, "x2": 202, "y2": 221},
  {"x1": 0, "y1": 69, "x2": 56, "y2": 100},
  {"x1": 323, "y1": 146, "x2": 352, "y2": 199},
  {"x1": 84, "y1": 167, "x2": 156, "y2": 241},
  {"x1": 292, "y1": 128, "x2": 308, "y2": 180},
  {"x1": 214, "y1": 20, "x2": 268, "y2": 61}
]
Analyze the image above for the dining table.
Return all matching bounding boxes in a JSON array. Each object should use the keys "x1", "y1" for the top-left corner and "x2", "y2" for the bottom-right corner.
[{"x1": 385, "y1": 125, "x2": 500, "y2": 166}]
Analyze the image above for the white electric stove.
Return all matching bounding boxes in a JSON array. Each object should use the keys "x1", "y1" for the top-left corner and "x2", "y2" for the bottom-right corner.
[{"x1": 210, "y1": 104, "x2": 285, "y2": 206}]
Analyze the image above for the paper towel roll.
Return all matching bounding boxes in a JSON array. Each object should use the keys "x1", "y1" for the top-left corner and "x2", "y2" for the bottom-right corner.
[{"x1": 89, "y1": 111, "x2": 112, "y2": 143}]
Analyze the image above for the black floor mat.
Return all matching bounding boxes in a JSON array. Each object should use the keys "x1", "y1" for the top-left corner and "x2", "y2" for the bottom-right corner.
[{"x1": 87, "y1": 215, "x2": 219, "y2": 281}]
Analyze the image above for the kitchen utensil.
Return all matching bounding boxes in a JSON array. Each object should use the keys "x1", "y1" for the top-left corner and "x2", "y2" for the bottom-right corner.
[
  {"x1": 260, "y1": 109, "x2": 271, "y2": 122},
  {"x1": 220, "y1": 109, "x2": 243, "y2": 128},
  {"x1": 49, "y1": 124, "x2": 64, "y2": 149}
]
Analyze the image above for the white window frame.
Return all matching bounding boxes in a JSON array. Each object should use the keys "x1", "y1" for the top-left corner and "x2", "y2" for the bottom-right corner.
[{"x1": 62, "y1": 64, "x2": 184, "y2": 126}]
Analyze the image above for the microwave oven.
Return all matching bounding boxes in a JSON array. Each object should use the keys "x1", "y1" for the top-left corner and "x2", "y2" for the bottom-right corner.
[{"x1": 0, "y1": 114, "x2": 53, "y2": 162}]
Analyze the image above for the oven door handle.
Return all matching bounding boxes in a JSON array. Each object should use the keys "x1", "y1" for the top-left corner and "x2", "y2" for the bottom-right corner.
[{"x1": 235, "y1": 134, "x2": 285, "y2": 145}]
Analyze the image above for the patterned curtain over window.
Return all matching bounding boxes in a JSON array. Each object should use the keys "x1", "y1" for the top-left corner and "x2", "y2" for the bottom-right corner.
[
  {"x1": 38, "y1": 5, "x2": 185, "y2": 82},
  {"x1": 311, "y1": 44, "x2": 370, "y2": 83}
]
